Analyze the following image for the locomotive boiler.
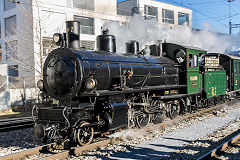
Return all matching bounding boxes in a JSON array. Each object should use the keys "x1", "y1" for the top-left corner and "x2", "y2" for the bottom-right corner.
[{"x1": 34, "y1": 21, "x2": 183, "y2": 145}]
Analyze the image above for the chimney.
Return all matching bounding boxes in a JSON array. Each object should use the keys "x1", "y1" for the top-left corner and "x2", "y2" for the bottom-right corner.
[{"x1": 66, "y1": 21, "x2": 80, "y2": 49}]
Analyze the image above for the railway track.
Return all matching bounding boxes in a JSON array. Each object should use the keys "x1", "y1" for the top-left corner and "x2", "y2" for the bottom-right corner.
[
  {"x1": 0, "y1": 116, "x2": 34, "y2": 132},
  {"x1": 0, "y1": 139, "x2": 113, "y2": 160},
  {"x1": 153, "y1": 98, "x2": 238, "y2": 129},
  {"x1": 197, "y1": 130, "x2": 240, "y2": 160},
  {"x1": 0, "y1": 99, "x2": 239, "y2": 159}
]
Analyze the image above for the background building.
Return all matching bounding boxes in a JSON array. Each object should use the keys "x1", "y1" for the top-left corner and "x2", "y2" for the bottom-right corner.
[
  {"x1": 0, "y1": 0, "x2": 192, "y2": 107},
  {"x1": 118, "y1": 0, "x2": 192, "y2": 28}
]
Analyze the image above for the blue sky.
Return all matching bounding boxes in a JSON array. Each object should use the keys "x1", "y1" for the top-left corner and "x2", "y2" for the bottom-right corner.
[{"x1": 117, "y1": 0, "x2": 240, "y2": 35}]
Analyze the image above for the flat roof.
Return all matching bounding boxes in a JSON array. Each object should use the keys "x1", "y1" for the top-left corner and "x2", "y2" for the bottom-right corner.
[
  {"x1": 151, "y1": 0, "x2": 192, "y2": 11},
  {"x1": 117, "y1": 0, "x2": 192, "y2": 11},
  {"x1": 206, "y1": 53, "x2": 240, "y2": 61}
]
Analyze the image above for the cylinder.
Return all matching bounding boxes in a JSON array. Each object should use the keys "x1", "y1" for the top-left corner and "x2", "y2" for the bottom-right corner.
[
  {"x1": 126, "y1": 40, "x2": 139, "y2": 55},
  {"x1": 97, "y1": 34, "x2": 116, "y2": 53},
  {"x1": 66, "y1": 21, "x2": 80, "y2": 49}
]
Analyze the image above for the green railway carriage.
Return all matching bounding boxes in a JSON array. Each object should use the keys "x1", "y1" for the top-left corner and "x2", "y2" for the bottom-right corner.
[
  {"x1": 163, "y1": 44, "x2": 229, "y2": 102},
  {"x1": 160, "y1": 43, "x2": 240, "y2": 111},
  {"x1": 210, "y1": 53, "x2": 240, "y2": 92},
  {"x1": 200, "y1": 53, "x2": 226, "y2": 99}
]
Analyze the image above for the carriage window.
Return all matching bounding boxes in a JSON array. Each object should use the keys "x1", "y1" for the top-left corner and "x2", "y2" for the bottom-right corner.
[
  {"x1": 235, "y1": 61, "x2": 238, "y2": 74},
  {"x1": 194, "y1": 55, "x2": 198, "y2": 67},
  {"x1": 189, "y1": 54, "x2": 193, "y2": 67},
  {"x1": 238, "y1": 62, "x2": 240, "y2": 74}
]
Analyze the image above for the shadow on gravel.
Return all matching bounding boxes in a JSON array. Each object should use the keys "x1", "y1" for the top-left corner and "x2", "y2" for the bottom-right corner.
[
  {"x1": 101, "y1": 145, "x2": 174, "y2": 160},
  {"x1": 161, "y1": 137, "x2": 193, "y2": 143},
  {"x1": 95, "y1": 137, "x2": 239, "y2": 160}
]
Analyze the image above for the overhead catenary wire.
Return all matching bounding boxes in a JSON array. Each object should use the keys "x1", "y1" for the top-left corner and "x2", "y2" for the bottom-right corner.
[
  {"x1": 164, "y1": 0, "x2": 229, "y2": 28},
  {"x1": 183, "y1": 0, "x2": 225, "y2": 6}
]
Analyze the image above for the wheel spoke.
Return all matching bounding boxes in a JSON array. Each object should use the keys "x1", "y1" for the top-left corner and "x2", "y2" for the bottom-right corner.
[
  {"x1": 76, "y1": 122, "x2": 94, "y2": 146},
  {"x1": 135, "y1": 112, "x2": 150, "y2": 128},
  {"x1": 168, "y1": 102, "x2": 180, "y2": 119}
]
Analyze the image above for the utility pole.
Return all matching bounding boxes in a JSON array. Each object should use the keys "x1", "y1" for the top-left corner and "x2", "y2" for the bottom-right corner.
[
  {"x1": 23, "y1": 80, "x2": 26, "y2": 111},
  {"x1": 228, "y1": 0, "x2": 234, "y2": 34},
  {"x1": 227, "y1": 0, "x2": 240, "y2": 35}
]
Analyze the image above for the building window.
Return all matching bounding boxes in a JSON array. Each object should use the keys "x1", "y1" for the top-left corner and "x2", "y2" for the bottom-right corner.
[
  {"x1": 74, "y1": 16, "x2": 94, "y2": 35},
  {"x1": 144, "y1": 5, "x2": 158, "y2": 20},
  {"x1": 5, "y1": 15, "x2": 17, "y2": 37},
  {"x1": 43, "y1": 37, "x2": 58, "y2": 56},
  {"x1": 4, "y1": 0, "x2": 16, "y2": 11},
  {"x1": 8, "y1": 65, "x2": 19, "y2": 84},
  {"x1": 6, "y1": 40, "x2": 17, "y2": 60},
  {"x1": 73, "y1": 0, "x2": 94, "y2": 10},
  {"x1": 178, "y1": 12, "x2": 189, "y2": 25},
  {"x1": 162, "y1": 9, "x2": 174, "y2": 24},
  {"x1": 80, "y1": 40, "x2": 95, "y2": 50}
]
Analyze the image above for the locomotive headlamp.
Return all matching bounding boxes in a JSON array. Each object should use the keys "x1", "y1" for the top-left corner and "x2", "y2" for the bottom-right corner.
[
  {"x1": 85, "y1": 78, "x2": 96, "y2": 90},
  {"x1": 37, "y1": 80, "x2": 44, "y2": 90},
  {"x1": 53, "y1": 33, "x2": 63, "y2": 45}
]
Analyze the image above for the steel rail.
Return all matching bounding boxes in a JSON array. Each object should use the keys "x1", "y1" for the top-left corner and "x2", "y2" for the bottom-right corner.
[
  {"x1": 40, "y1": 139, "x2": 113, "y2": 160},
  {"x1": 0, "y1": 116, "x2": 33, "y2": 122},
  {"x1": 0, "y1": 116, "x2": 34, "y2": 132},
  {"x1": 0, "y1": 139, "x2": 112, "y2": 160},
  {"x1": 151, "y1": 98, "x2": 238, "y2": 129},
  {"x1": 197, "y1": 130, "x2": 240, "y2": 160},
  {"x1": 0, "y1": 143, "x2": 55, "y2": 160}
]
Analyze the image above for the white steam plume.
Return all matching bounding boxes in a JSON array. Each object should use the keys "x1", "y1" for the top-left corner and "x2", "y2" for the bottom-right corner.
[{"x1": 103, "y1": 15, "x2": 233, "y2": 53}]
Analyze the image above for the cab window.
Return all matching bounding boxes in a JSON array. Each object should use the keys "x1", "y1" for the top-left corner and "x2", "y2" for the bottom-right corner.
[
  {"x1": 189, "y1": 54, "x2": 193, "y2": 67},
  {"x1": 238, "y1": 62, "x2": 240, "y2": 74},
  {"x1": 194, "y1": 55, "x2": 198, "y2": 67}
]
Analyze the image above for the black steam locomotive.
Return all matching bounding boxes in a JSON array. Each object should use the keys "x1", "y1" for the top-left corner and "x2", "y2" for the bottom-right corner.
[{"x1": 34, "y1": 21, "x2": 236, "y2": 146}]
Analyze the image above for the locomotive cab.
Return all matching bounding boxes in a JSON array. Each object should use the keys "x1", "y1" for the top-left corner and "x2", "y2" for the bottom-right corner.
[{"x1": 162, "y1": 43, "x2": 207, "y2": 95}]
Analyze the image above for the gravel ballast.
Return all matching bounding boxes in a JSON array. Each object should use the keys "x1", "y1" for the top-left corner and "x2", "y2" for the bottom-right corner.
[
  {"x1": 0, "y1": 128, "x2": 41, "y2": 157},
  {"x1": 106, "y1": 104, "x2": 240, "y2": 160}
]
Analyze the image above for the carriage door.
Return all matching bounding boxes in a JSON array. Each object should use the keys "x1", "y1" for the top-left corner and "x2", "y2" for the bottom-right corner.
[
  {"x1": 187, "y1": 50, "x2": 201, "y2": 94},
  {"x1": 233, "y1": 60, "x2": 240, "y2": 90}
]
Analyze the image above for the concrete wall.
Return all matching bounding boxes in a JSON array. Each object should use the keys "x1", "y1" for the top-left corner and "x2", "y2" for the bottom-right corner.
[
  {"x1": 95, "y1": 0, "x2": 117, "y2": 15},
  {"x1": 0, "y1": 64, "x2": 10, "y2": 110},
  {"x1": 0, "y1": 0, "x2": 35, "y2": 87},
  {"x1": 9, "y1": 87, "x2": 39, "y2": 106},
  {"x1": 16, "y1": 0, "x2": 35, "y2": 87}
]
